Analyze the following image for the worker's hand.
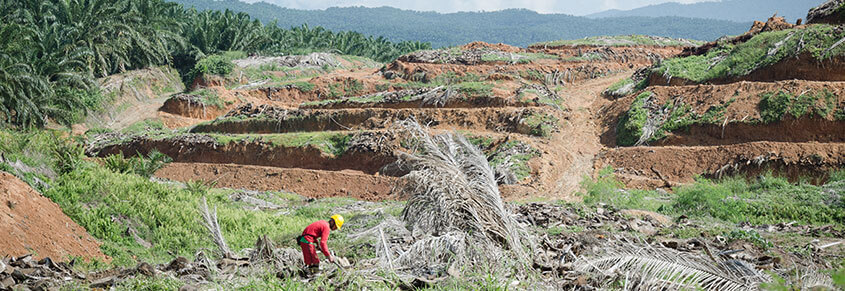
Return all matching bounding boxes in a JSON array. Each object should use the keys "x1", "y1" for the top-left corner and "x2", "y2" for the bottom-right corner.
[{"x1": 327, "y1": 257, "x2": 335, "y2": 264}]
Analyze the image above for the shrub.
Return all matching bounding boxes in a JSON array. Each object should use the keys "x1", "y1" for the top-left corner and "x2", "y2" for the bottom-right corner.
[
  {"x1": 102, "y1": 150, "x2": 172, "y2": 178},
  {"x1": 193, "y1": 54, "x2": 235, "y2": 76}
]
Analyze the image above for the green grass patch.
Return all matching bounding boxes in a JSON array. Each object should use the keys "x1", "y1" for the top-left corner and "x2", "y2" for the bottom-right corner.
[
  {"x1": 616, "y1": 91, "x2": 652, "y2": 146},
  {"x1": 488, "y1": 140, "x2": 540, "y2": 181},
  {"x1": 759, "y1": 90, "x2": 838, "y2": 123},
  {"x1": 122, "y1": 119, "x2": 166, "y2": 134},
  {"x1": 522, "y1": 112, "x2": 559, "y2": 137},
  {"x1": 302, "y1": 93, "x2": 384, "y2": 107},
  {"x1": 581, "y1": 167, "x2": 845, "y2": 228},
  {"x1": 671, "y1": 174, "x2": 845, "y2": 226},
  {"x1": 581, "y1": 167, "x2": 669, "y2": 211},
  {"x1": 455, "y1": 81, "x2": 493, "y2": 97},
  {"x1": 202, "y1": 132, "x2": 353, "y2": 156},
  {"x1": 45, "y1": 163, "x2": 357, "y2": 265},
  {"x1": 190, "y1": 51, "x2": 247, "y2": 81},
  {"x1": 653, "y1": 25, "x2": 845, "y2": 83},
  {"x1": 327, "y1": 79, "x2": 364, "y2": 98},
  {"x1": 190, "y1": 88, "x2": 225, "y2": 108}
]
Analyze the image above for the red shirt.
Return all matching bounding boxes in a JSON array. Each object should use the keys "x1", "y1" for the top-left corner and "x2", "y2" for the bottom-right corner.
[{"x1": 302, "y1": 220, "x2": 331, "y2": 259}]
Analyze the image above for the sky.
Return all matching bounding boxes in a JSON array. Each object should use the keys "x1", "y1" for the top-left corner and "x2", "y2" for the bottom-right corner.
[{"x1": 249, "y1": 0, "x2": 718, "y2": 15}]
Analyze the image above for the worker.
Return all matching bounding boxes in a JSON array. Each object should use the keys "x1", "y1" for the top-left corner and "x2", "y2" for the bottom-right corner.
[{"x1": 297, "y1": 214, "x2": 344, "y2": 274}]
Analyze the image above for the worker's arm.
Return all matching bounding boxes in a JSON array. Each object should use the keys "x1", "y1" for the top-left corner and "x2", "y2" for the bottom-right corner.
[{"x1": 319, "y1": 227, "x2": 332, "y2": 262}]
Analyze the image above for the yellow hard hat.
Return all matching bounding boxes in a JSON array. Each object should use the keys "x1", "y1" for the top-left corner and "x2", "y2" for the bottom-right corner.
[{"x1": 331, "y1": 214, "x2": 345, "y2": 230}]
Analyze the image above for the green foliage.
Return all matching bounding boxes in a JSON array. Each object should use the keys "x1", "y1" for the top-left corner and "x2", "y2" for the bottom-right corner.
[
  {"x1": 580, "y1": 167, "x2": 845, "y2": 228},
  {"x1": 606, "y1": 78, "x2": 633, "y2": 93},
  {"x1": 481, "y1": 52, "x2": 558, "y2": 63},
  {"x1": 207, "y1": 132, "x2": 353, "y2": 156},
  {"x1": 102, "y1": 150, "x2": 173, "y2": 178},
  {"x1": 191, "y1": 89, "x2": 225, "y2": 108},
  {"x1": 759, "y1": 91, "x2": 793, "y2": 123},
  {"x1": 193, "y1": 54, "x2": 237, "y2": 76},
  {"x1": 455, "y1": 82, "x2": 494, "y2": 98},
  {"x1": 654, "y1": 25, "x2": 845, "y2": 83},
  {"x1": 327, "y1": 79, "x2": 364, "y2": 98},
  {"x1": 616, "y1": 91, "x2": 652, "y2": 146},
  {"x1": 44, "y1": 163, "x2": 352, "y2": 265},
  {"x1": 171, "y1": 0, "x2": 750, "y2": 48},
  {"x1": 488, "y1": 140, "x2": 540, "y2": 181},
  {"x1": 522, "y1": 112, "x2": 559, "y2": 137},
  {"x1": 580, "y1": 167, "x2": 666, "y2": 211},
  {"x1": 1, "y1": 0, "x2": 430, "y2": 128},
  {"x1": 672, "y1": 174, "x2": 845, "y2": 226},
  {"x1": 123, "y1": 119, "x2": 167, "y2": 134},
  {"x1": 759, "y1": 90, "x2": 839, "y2": 123}
]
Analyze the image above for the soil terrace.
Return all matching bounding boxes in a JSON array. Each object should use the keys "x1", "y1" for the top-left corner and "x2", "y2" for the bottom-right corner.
[{"x1": 95, "y1": 38, "x2": 845, "y2": 200}]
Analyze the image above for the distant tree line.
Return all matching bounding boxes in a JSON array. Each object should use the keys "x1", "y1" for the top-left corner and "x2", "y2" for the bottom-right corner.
[
  {"x1": 0, "y1": 0, "x2": 430, "y2": 128},
  {"x1": 172, "y1": 0, "x2": 753, "y2": 48}
]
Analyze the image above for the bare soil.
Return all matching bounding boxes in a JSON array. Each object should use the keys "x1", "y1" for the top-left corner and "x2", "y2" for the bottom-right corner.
[
  {"x1": 600, "y1": 80, "x2": 845, "y2": 146},
  {"x1": 0, "y1": 172, "x2": 107, "y2": 261},
  {"x1": 648, "y1": 55, "x2": 845, "y2": 86},
  {"x1": 597, "y1": 142, "x2": 845, "y2": 188},
  {"x1": 94, "y1": 135, "x2": 396, "y2": 175},
  {"x1": 192, "y1": 107, "x2": 562, "y2": 136},
  {"x1": 155, "y1": 163, "x2": 397, "y2": 201}
]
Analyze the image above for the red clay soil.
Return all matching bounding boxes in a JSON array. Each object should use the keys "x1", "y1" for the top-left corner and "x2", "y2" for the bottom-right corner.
[
  {"x1": 300, "y1": 95, "x2": 543, "y2": 110},
  {"x1": 159, "y1": 96, "x2": 229, "y2": 120},
  {"x1": 384, "y1": 45, "x2": 683, "y2": 85},
  {"x1": 599, "y1": 80, "x2": 845, "y2": 146},
  {"x1": 0, "y1": 172, "x2": 107, "y2": 262},
  {"x1": 95, "y1": 137, "x2": 396, "y2": 175},
  {"x1": 656, "y1": 119, "x2": 845, "y2": 146},
  {"x1": 597, "y1": 142, "x2": 845, "y2": 189},
  {"x1": 155, "y1": 163, "x2": 397, "y2": 201},
  {"x1": 649, "y1": 55, "x2": 845, "y2": 86},
  {"x1": 156, "y1": 162, "x2": 535, "y2": 202},
  {"x1": 461, "y1": 42, "x2": 522, "y2": 53},
  {"x1": 192, "y1": 107, "x2": 562, "y2": 136}
]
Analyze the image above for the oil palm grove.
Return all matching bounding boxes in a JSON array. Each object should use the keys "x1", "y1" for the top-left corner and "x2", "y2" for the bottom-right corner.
[{"x1": 0, "y1": 0, "x2": 429, "y2": 128}]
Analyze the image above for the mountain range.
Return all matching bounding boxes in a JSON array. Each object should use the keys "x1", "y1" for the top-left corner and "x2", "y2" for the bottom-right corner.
[
  {"x1": 587, "y1": 0, "x2": 821, "y2": 23},
  {"x1": 173, "y1": 0, "x2": 816, "y2": 48}
]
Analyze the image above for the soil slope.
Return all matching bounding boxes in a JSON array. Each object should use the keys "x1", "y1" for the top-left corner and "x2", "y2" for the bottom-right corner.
[{"x1": 0, "y1": 172, "x2": 107, "y2": 261}]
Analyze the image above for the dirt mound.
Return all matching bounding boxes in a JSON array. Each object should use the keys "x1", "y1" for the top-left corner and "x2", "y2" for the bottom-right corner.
[
  {"x1": 808, "y1": 0, "x2": 845, "y2": 24},
  {"x1": 0, "y1": 172, "x2": 107, "y2": 261},
  {"x1": 160, "y1": 93, "x2": 229, "y2": 120}
]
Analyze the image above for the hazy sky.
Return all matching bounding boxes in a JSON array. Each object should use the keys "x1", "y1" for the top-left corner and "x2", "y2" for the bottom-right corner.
[{"x1": 250, "y1": 0, "x2": 718, "y2": 15}]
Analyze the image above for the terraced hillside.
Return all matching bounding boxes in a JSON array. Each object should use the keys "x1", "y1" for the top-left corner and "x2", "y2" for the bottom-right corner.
[
  {"x1": 597, "y1": 16, "x2": 845, "y2": 188},
  {"x1": 87, "y1": 39, "x2": 691, "y2": 200}
]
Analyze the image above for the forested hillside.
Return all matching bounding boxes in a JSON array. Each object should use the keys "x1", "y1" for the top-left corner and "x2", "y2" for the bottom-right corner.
[
  {"x1": 173, "y1": 0, "x2": 751, "y2": 48},
  {"x1": 588, "y1": 0, "x2": 819, "y2": 23},
  {"x1": 0, "y1": 0, "x2": 428, "y2": 128}
]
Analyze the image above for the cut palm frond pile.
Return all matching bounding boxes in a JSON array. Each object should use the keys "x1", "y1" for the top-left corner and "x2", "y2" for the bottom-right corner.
[
  {"x1": 576, "y1": 239, "x2": 770, "y2": 291},
  {"x1": 386, "y1": 119, "x2": 535, "y2": 275}
]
